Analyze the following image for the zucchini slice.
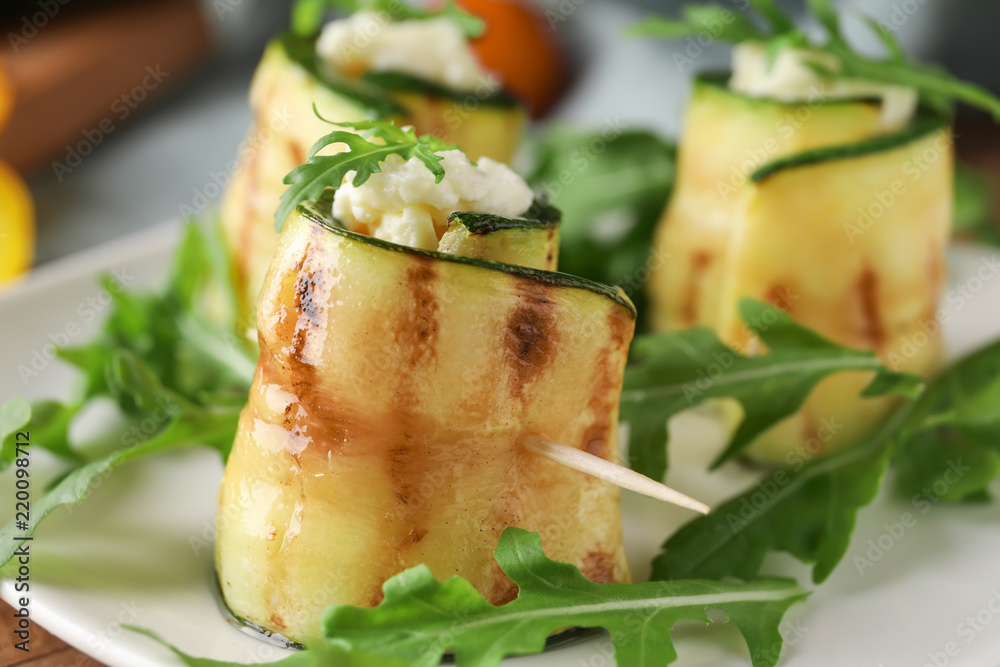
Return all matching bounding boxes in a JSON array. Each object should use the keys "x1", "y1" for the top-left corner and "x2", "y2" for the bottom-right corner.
[
  {"x1": 219, "y1": 34, "x2": 527, "y2": 317},
  {"x1": 650, "y1": 77, "x2": 952, "y2": 463},
  {"x1": 438, "y1": 208, "x2": 561, "y2": 271},
  {"x1": 216, "y1": 203, "x2": 635, "y2": 641}
]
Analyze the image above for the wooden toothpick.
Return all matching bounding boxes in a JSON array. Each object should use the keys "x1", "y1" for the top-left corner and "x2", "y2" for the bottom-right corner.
[{"x1": 522, "y1": 436, "x2": 711, "y2": 515}]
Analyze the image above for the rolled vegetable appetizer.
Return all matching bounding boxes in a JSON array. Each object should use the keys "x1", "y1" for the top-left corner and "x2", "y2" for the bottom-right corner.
[
  {"x1": 220, "y1": 4, "x2": 526, "y2": 314},
  {"x1": 216, "y1": 124, "x2": 634, "y2": 642},
  {"x1": 632, "y1": 2, "x2": 1000, "y2": 464}
]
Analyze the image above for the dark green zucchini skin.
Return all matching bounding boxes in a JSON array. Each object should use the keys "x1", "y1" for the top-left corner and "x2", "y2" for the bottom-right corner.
[
  {"x1": 277, "y1": 33, "x2": 520, "y2": 113},
  {"x1": 448, "y1": 207, "x2": 560, "y2": 235},
  {"x1": 752, "y1": 112, "x2": 949, "y2": 183},
  {"x1": 691, "y1": 74, "x2": 951, "y2": 182},
  {"x1": 362, "y1": 70, "x2": 521, "y2": 108},
  {"x1": 305, "y1": 201, "x2": 636, "y2": 318},
  {"x1": 440, "y1": 208, "x2": 560, "y2": 271}
]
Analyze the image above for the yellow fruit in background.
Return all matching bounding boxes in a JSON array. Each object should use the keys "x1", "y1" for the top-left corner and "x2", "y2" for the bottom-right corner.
[
  {"x1": 0, "y1": 159, "x2": 35, "y2": 284},
  {"x1": 0, "y1": 59, "x2": 34, "y2": 284}
]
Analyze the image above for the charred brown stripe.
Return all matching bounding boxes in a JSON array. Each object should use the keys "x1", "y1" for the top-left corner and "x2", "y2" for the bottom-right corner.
[
  {"x1": 800, "y1": 409, "x2": 824, "y2": 458},
  {"x1": 581, "y1": 308, "x2": 632, "y2": 460},
  {"x1": 766, "y1": 285, "x2": 796, "y2": 313},
  {"x1": 387, "y1": 259, "x2": 442, "y2": 562},
  {"x1": 858, "y1": 265, "x2": 886, "y2": 352},
  {"x1": 288, "y1": 139, "x2": 307, "y2": 169},
  {"x1": 490, "y1": 572, "x2": 520, "y2": 605},
  {"x1": 682, "y1": 251, "x2": 713, "y2": 325},
  {"x1": 272, "y1": 243, "x2": 353, "y2": 457},
  {"x1": 505, "y1": 282, "x2": 559, "y2": 399},
  {"x1": 404, "y1": 257, "x2": 441, "y2": 366},
  {"x1": 582, "y1": 551, "x2": 616, "y2": 584}
]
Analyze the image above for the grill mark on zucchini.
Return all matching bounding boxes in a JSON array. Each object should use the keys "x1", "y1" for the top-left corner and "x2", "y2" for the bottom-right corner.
[
  {"x1": 682, "y1": 251, "x2": 713, "y2": 325},
  {"x1": 490, "y1": 575, "x2": 520, "y2": 605},
  {"x1": 800, "y1": 410, "x2": 825, "y2": 458},
  {"x1": 765, "y1": 285, "x2": 796, "y2": 314},
  {"x1": 282, "y1": 241, "x2": 353, "y2": 456},
  {"x1": 505, "y1": 285, "x2": 558, "y2": 398},
  {"x1": 288, "y1": 139, "x2": 307, "y2": 169},
  {"x1": 582, "y1": 308, "x2": 632, "y2": 460},
  {"x1": 858, "y1": 265, "x2": 886, "y2": 352},
  {"x1": 583, "y1": 551, "x2": 616, "y2": 584},
  {"x1": 386, "y1": 262, "x2": 442, "y2": 553},
  {"x1": 404, "y1": 257, "x2": 440, "y2": 365}
]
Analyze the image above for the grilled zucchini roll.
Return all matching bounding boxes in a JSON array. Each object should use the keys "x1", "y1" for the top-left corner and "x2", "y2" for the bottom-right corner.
[
  {"x1": 649, "y1": 48, "x2": 952, "y2": 464},
  {"x1": 216, "y1": 142, "x2": 634, "y2": 642},
  {"x1": 220, "y1": 11, "x2": 526, "y2": 315}
]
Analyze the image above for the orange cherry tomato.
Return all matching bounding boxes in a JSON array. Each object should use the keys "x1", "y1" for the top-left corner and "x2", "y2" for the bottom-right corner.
[{"x1": 460, "y1": 0, "x2": 570, "y2": 118}]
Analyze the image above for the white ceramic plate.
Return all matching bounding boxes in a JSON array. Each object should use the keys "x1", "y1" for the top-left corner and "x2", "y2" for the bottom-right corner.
[{"x1": 2, "y1": 223, "x2": 1000, "y2": 667}]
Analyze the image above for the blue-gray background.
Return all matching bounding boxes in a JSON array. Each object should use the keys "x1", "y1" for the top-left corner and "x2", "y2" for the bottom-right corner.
[{"x1": 7, "y1": 0, "x2": 999, "y2": 265}]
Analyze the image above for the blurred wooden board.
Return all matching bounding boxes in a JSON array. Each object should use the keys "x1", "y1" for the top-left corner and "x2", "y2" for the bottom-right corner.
[
  {"x1": 0, "y1": 599, "x2": 105, "y2": 666},
  {"x1": 0, "y1": 0, "x2": 211, "y2": 174}
]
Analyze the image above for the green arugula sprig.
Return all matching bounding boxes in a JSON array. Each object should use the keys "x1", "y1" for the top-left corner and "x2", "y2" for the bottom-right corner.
[
  {"x1": 653, "y1": 404, "x2": 904, "y2": 585},
  {"x1": 621, "y1": 299, "x2": 922, "y2": 480},
  {"x1": 629, "y1": 0, "x2": 1000, "y2": 120},
  {"x1": 131, "y1": 528, "x2": 808, "y2": 667},
  {"x1": 892, "y1": 339, "x2": 1000, "y2": 502},
  {"x1": 275, "y1": 118, "x2": 459, "y2": 231},
  {"x1": 650, "y1": 338, "x2": 1000, "y2": 586},
  {"x1": 292, "y1": 0, "x2": 485, "y2": 39},
  {"x1": 0, "y1": 222, "x2": 255, "y2": 569},
  {"x1": 954, "y1": 163, "x2": 1000, "y2": 246},
  {"x1": 525, "y1": 126, "x2": 677, "y2": 330}
]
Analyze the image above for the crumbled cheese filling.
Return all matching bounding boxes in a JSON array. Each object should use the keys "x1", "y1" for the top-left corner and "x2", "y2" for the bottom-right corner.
[
  {"x1": 332, "y1": 150, "x2": 534, "y2": 250},
  {"x1": 729, "y1": 42, "x2": 919, "y2": 130},
  {"x1": 316, "y1": 11, "x2": 486, "y2": 92}
]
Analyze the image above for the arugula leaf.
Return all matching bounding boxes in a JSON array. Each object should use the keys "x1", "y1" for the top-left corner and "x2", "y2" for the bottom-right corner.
[
  {"x1": 321, "y1": 528, "x2": 806, "y2": 667},
  {"x1": 129, "y1": 528, "x2": 806, "y2": 667},
  {"x1": 629, "y1": 0, "x2": 1000, "y2": 120},
  {"x1": 626, "y1": 5, "x2": 766, "y2": 43},
  {"x1": 747, "y1": 0, "x2": 793, "y2": 34},
  {"x1": 0, "y1": 221, "x2": 254, "y2": 569},
  {"x1": 652, "y1": 401, "x2": 910, "y2": 585},
  {"x1": 291, "y1": 0, "x2": 485, "y2": 39},
  {"x1": 275, "y1": 119, "x2": 459, "y2": 231},
  {"x1": 0, "y1": 397, "x2": 31, "y2": 469},
  {"x1": 621, "y1": 299, "x2": 922, "y2": 480},
  {"x1": 525, "y1": 126, "x2": 676, "y2": 330},
  {"x1": 292, "y1": 0, "x2": 353, "y2": 36},
  {"x1": 954, "y1": 162, "x2": 1000, "y2": 246},
  {"x1": 0, "y1": 395, "x2": 241, "y2": 568},
  {"x1": 892, "y1": 340, "x2": 1000, "y2": 502}
]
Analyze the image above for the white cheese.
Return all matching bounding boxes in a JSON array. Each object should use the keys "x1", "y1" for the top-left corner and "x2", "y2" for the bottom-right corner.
[
  {"x1": 332, "y1": 150, "x2": 534, "y2": 250},
  {"x1": 316, "y1": 11, "x2": 486, "y2": 92},
  {"x1": 729, "y1": 42, "x2": 919, "y2": 130}
]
